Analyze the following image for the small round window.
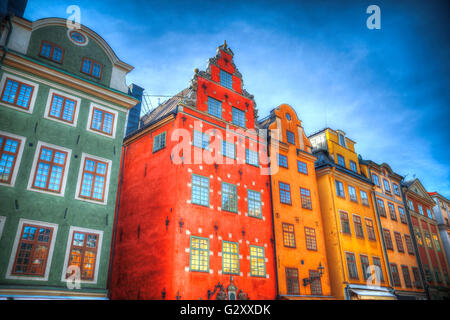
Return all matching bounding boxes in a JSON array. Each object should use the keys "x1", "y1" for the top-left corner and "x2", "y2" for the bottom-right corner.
[
  {"x1": 286, "y1": 113, "x2": 291, "y2": 120},
  {"x1": 69, "y1": 30, "x2": 88, "y2": 46}
]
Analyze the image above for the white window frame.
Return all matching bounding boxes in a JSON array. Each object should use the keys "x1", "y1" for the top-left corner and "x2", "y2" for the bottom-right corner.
[
  {"x1": 0, "y1": 216, "x2": 6, "y2": 240},
  {"x1": 74, "y1": 152, "x2": 112, "y2": 205},
  {"x1": 0, "y1": 72, "x2": 39, "y2": 114},
  {"x1": 60, "y1": 226, "x2": 103, "y2": 284},
  {"x1": 86, "y1": 102, "x2": 119, "y2": 139},
  {"x1": 26, "y1": 141, "x2": 72, "y2": 197},
  {"x1": 0, "y1": 130, "x2": 26, "y2": 187},
  {"x1": 43, "y1": 88, "x2": 82, "y2": 127},
  {"x1": 6, "y1": 218, "x2": 58, "y2": 281}
]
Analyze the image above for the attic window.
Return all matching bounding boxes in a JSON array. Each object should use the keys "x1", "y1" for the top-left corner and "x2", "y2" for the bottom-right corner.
[
  {"x1": 220, "y1": 70, "x2": 233, "y2": 89},
  {"x1": 338, "y1": 133, "x2": 346, "y2": 147},
  {"x1": 286, "y1": 113, "x2": 291, "y2": 120},
  {"x1": 68, "y1": 30, "x2": 88, "y2": 46}
]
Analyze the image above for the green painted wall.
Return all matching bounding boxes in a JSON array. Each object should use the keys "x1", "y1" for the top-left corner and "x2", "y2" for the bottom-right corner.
[
  {"x1": 0, "y1": 63, "x2": 126, "y2": 293},
  {"x1": 27, "y1": 26, "x2": 113, "y2": 88}
]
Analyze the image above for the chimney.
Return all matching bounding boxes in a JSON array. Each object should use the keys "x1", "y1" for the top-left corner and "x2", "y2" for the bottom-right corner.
[{"x1": 126, "y1": 83, "x2": 144, "y2": 136}]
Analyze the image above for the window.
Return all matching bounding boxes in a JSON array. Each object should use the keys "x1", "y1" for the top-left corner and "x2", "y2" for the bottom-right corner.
[
  {"x1": 432, "y1": 234, "x2": 441, "y2": 252},
  {"x1": 207, "y1": 96, "x2": 222, "y2": 118},
  {"x1": 11, "y1": 223, "x2": 54, "y2": 277},
  {"x1": 404, "y1": 234, "x2": 415, "y2": 255},
  {"x1": 297, "y1": 160, "x2": 308, "y2": 174},
  {"x1": 426, "y1": 209, "x2": 432, "y2": 219},
  {"x1": 372, "y1": 173, "x2": 380, "y2": 187},
  {"x1": 193, "y1": 130, "x2": 209, "y2": 149},
  {"x1": 81, "y1": 57, "x2": 102, "y2": 78},
  {"x1": 190, "y1": 236, "x2": 209, "y2": 272},
  {"x1": 222, "y1": 140, "x2": 236, "y2": 159},
  {"x1": 90, "y1": 107, "x2": 115, "y2": 136},
  {"x1": 415, "y1": 229, "x2": 423, "y2": 246},
  {"x1": 377, "y1": 198, "x2": 386, "y2": 217},
  {"x1": 279, "y1": 182, "x2": 291, "y2": 204},
  {"x1": 47, "y1": 93, "x2": 77, "y2": 124},
  {"x1": 282, "y1": 223, "x2": 296, "y2": 248},
  {"x1": 372, "y1": 257, "x2": 384, "y2": 283},
  {"x1": 340, "y1": 211, "x2": 351, "y2": 235},
  {"x1": 401, "y1": 266, "x2": 412, "y2": 288},
  {"x1": 1, "y1": 77, "x2": 34, "y2": 110},
  {"x1": 388, "y1": 203, "x2": 397, "y2": 221},
  {"x1": 394, "y1": 232, "x2": 404, "y2": 253},
  {"x1": 383, "y1": 229, "x2": 394, "y2": 250},
  {"x1": 286, "y1": 130, "x2": 295, "y2": 144},
  {"x1": 66, "y1": 231, "x2": 99, "y2": 280},
  {"x1": 424, "y1": 265, "x2": 433, "y2": 283},
  {"x1": 408, "y1": 200, "x2": 414, "y2": 210},
  {"x1": 300, "y1": 188, "x2": 312, "y2": 209},
  {"x1": 222, "y1": 241, "x2": 239, "y2": 275},
  {"x1": 412, "y1": 267, "x2": 423, "y2": 288},
  {"x1": 353, "y1": 215, "x2": 364, "y2": 238},
  {"x1": 69, "y1": 30, "x2": 87, "y2": 45},
  {"x1": 78, "y1": 156, "x2": 109, "y2": 202},
  {"x1": 383, "y1": 179, "x2": 391, "y2": 193},
  {"x1": 360, "y1": 190, "x2": 369, "y2": 206},
  {"x1": 345, "y1": 252, "x2": 359, "y2": 280},
  {"x1": 424, "y1": 231, "x2": 432, "y2": 249},
  {"x1": 309, "y1": 270, "x2": 322, "y2": 295},
  {"x1": 250, "y1": 245, "x2": 265, "y2": 277},
  {"x1": 338, "y1": 134, "x2": 346, "y2": 146},
  {"x1": 305, "y1": 227, "x2": 317, "y2": 251},
  {"x1": 151, "y1": 132, "x2": 166, "y2": 153},
  {"x1": 31, "y1": 145, "x2": 68, "y2": 193},
  {"x1": 390, "y1": 264, "x2": 401, "y2": 287},
  {"x1": 365, "y1": 218, "x2": 376, "y2": 241},
  {"x1": 222, "y1": 182, "x2": 237, "y2": 213},
  {"x1": 232, "y1": 107, "x2": 245, "y2": 127},
  {"x1": 398, "y1": 207, "x2": 407, "y2": 224},
  {"x1": 350, "y1": 160, "x2": 357, "y2": 172},
  {"x1": 39, "y1": 41, "x2": 64, "y2": 63},
  {"x1": 337, "y1": 154, "x2": 345, "y2": 167},
  {"x1": 246, "y1": 149, "x2": 259, "y2": 166},
  {"x1": 247, "y1": 190, "x2": 262, "y2": 218},
  {"x1": 335, "y1": 180, "x2": 345, "y2": 198},
  {"x1": 191, "y1": 174, "x2": 209, "y2": 206},
  {"x1": 348, "y1": 185, "x2": 357, "y2": 202},
  {"x1": 285, "y1": 268, "x2": 299, "y2": 294},
  {"x1": 393, "y1": 183, "x2": 400, "y2": 196},
  {"x1": 220, "y1": 69, "x2": 232, "y2": 89},
  {"x1": 0, "y1": 134, "x2": 23, "y2": 184},
  {"x1": 278, "y1": 153, "x2": 288, "y2": 168},
  {"x1": 360, "y1": 255, "x2": 370, "y2": 280},
  {"x1": 418, "y1": 205, "x2": 424, "y2": 215},
  {"x1": 286, "y1": 113, "x2": 291, "y2": 120}
]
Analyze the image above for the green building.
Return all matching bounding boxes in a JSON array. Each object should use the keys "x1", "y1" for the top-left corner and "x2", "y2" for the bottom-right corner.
[{"x1": 0, "y1": 16, "x2": 137, "y2": 299}]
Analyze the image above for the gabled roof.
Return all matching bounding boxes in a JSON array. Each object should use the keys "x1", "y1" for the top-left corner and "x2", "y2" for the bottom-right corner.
[{"x1": 403, "y1": 178, "x2": 435, "y2": 205}]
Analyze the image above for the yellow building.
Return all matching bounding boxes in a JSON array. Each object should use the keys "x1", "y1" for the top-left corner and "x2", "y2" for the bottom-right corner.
[
  {"x1": 309, "y1": 128, "x2": 395, "y2": 300},
  {"x1": 259, "y1": 104, "x2": 332, "y2": 299}
]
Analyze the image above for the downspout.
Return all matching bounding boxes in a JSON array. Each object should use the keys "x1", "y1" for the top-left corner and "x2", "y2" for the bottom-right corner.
[
  {"x1": 368, "y1": 167, "x2": 394, "y2": 293},
  {"x1": 0, "y1": 15, "x2": 13, "y2": 69},
  {"x1": 107, "y1": 144, "x2": 127, "y2": 298},
  {"x1": 267, "y1": 134, "x2": 280, "y2": 299},
  {"x1": 401, "y1": 183, "x2": 430, "y2": 300}
]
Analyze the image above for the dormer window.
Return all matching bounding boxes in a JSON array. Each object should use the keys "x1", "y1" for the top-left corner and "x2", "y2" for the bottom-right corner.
[
  {"x1": 39, "y1": 41, "x2": 64, "y2": 64},
  {"x1": 338, "y1": 133, "x2": 346, "y2": 147},
  {"x1": 286, "y1": 113, "x2": 291, "y2": 120},
  {"x1": 286, "y1": 130, "x2": 295, "y2": 145},
  {"x1": 220, "y1": 70, "x2": 233, "y2": 89},
  {"x1": 81, "y1": 58, "x2": 102, "y2": 79},
  {"x1": 232, "y1": 107, "x2": 245, "y2": 128},
  {"x1": 337, "y1": 154, "x2": 345, "y2": 167}
]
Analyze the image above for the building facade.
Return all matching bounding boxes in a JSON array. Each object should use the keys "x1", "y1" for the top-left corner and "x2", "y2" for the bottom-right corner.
[
  {"x1": 403, "y1": 179, "x2": 450, "y2": 299},
  {"x1": 259, "y1": 104, "x2": 332, "y2": 299},
  {"x1": 428, "y1": 192, "x2": 450, "y2": 271},
  {"x1": 109, "y1": 42, "x2": 277, "y2": 300},
  {"x1": 309, "y1": 128, "x2": 395, "y2": 300},
  {"x1": 0, "y1": 16, "x2": 137, "y2": 299},
  {"x1": 359, "y1": 160, "x2": 426, "y2": 299}
]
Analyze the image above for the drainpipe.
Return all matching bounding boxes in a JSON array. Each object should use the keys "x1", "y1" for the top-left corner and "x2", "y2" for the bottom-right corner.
[
  {"x1": 400, "y1": 182, "x2": 430, "y2": 300},
  {"x1": 107, "y1": 144, "x2": 127, "y2": 298},
  {"x1": 266, "y1": 134, "x2": 280, "y2": 299},
  {"x1": 367, "y1": 167, "x2": 395, "y2": 294},
  {"x1": 0, "y1": 14, "x2": 12, "y2": 69}
]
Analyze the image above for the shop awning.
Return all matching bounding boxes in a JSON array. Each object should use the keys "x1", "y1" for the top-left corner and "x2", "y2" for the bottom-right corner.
[{"x1": 350, "y1": 289, "x2": 396, "y2": 300}]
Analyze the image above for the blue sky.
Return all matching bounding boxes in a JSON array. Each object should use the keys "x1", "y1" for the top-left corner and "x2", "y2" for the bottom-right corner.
[{"x1": 25, "y1": 0, "x2": 450, "y2": 197}]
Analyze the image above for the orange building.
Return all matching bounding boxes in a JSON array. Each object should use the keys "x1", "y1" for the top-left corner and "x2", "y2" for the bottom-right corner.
[
  {"x1": 259, "y1": 104, "x2": 332, "y2": 299},
  {"x1": 359, "y1": 160, "x2": 426, "y2": 300},
  {"x1": 309, "y1": 128, "x2": 395, "y2": 300}
]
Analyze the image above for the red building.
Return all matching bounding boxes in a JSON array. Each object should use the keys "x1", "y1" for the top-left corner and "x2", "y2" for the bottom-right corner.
[
  {"x1": 109, "y1": 42, "x2": 277, "y2": 300},
  {"x1": 403, "y1": 179, "x2": 450, "y2": 299}
]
